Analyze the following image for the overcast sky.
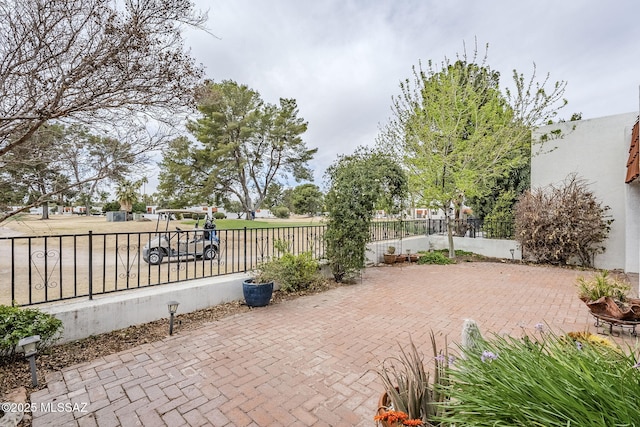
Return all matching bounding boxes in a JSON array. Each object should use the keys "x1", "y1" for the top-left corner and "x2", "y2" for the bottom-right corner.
[{"x1": 182, "y1": 0, "x2": 640, "y2": 185}]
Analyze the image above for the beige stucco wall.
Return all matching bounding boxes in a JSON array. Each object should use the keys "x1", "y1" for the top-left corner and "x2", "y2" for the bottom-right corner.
[{"x1": 531, "y1": 112, "x2": 638, "y2": 272}]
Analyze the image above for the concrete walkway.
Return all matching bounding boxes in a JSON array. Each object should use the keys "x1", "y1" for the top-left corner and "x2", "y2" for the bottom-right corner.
[{"x1": 30, "y1": 263, "x2": 633, "y2": 426}]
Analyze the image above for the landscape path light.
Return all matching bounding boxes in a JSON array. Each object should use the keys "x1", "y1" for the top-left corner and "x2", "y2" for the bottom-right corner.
[
  {"x1": 18, "y1": 335, "x2": 41, "y2": 387},
  {"x1": 167, "y1": 301, "x2": 180, "y2": 336}
]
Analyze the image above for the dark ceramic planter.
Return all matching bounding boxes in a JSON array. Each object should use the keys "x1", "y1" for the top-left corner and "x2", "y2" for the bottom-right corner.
[{"x1": 242, "y1": 279, "x2": 274, "y2": 307}]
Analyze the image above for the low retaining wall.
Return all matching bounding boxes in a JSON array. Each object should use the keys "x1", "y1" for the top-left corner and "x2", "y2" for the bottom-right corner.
[
  {"x1": 427, "y1": 235, "x2": 522, "y2": 261},
  {"x1": 366, "y1": 235, "x2": 521, "y2": 264},
  {"x1": 40, "y1": 272, "x2": 254, "y2": 344},
  {"x1": 366, "y1": 236, "x2": 429, "y2": 264}
]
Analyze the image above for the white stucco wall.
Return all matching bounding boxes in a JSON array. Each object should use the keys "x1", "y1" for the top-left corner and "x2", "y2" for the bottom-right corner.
[
  {"x1": 365, "y1": 235, "x2": 521, "y2": 264},
  {"x1": 532, "y1": 112, "x2": 638, "y2": 272},
  {"x1": 39, "y1": 272, "x2": 255, "y2": 343},
  {"x1": 625, "y1": 181, "x2": 640, "y2": 274}
]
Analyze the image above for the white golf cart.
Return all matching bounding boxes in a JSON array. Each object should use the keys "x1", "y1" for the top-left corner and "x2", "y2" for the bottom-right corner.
[{"x1": 142, "y1": 209, "x2": 219, "y2": 265}]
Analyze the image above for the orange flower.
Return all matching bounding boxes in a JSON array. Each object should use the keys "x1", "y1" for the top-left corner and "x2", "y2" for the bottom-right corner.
[
  {"x1": 374, "y1": 410, "x2": 409, "y2": 424},
  {"x1": 403, "y1": 419, "x2": 424, "y2": 426}
]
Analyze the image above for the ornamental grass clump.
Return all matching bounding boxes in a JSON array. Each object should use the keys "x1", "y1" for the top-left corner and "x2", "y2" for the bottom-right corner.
[
  {"x1": 576, "y1": 270, "x2": 630, "y2": 303},
  {"x1": 439, "y1": 328, "x2": 640, "y2": 426},
  {"x1": 375, "y1": 332, "x2": 449, "y2": 425}
]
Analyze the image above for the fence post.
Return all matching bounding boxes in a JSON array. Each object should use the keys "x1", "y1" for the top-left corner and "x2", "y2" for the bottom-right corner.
[
  {"x1": 243, "y1": 227, "x2": 247, "y2": 273},
  {"x1": 11, "y1": 239, "x2": 15, "y2": 305},
  {"x1": 88, "y1": 230, "x2": 93, "y2": 300}
]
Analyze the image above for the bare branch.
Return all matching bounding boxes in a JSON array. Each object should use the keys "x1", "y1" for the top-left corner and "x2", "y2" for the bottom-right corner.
[{"x1": 0, "y1": 0, "x2": 206, "y2": 158}]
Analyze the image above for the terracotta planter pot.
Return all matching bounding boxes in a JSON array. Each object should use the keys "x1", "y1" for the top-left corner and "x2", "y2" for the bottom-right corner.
[
  {"x1": 584, "y1": 296, "x2": 640, "y2": 321},
  {"x1": 376, "y1": 389, "x2": 423, "y2": 426},
  {"x1": 383, "y1": 254, "x2": 397, "y2": 264},
  {"x1": 376, "y1": 391, "x2": 393, "y2": 427}
]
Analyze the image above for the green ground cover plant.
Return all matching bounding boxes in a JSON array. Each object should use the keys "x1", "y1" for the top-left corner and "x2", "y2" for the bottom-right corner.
[
  {"x1": 416, "y1": 250, "x2": 480, "y2": 265},
  {"x1": 0, "y1": 305, "x2": 63, "y2": 360},
  {"x1": 417, "y1": 252, "x2": 455, "y2": 265},
  {"x1": 439, "y1": 329, "x2": 640, "y2": 426}
]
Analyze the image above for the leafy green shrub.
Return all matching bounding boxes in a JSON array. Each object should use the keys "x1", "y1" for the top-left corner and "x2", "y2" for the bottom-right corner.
[
  {"x1": 0, "y1": 305, "x2": 63, "y2": 360},
  {"x1": 272, "y1": 206, "x2": 290, "y2": 219},
  {"x1": 132, "y1": 201, "x2": 146, "y2": 213},
  {"x1": 102, "y1": 201, "x2": 121, "y2": 213},
  {"x1": 213, "y1": 212, "x2": 226, "y2": 220},
  {"x1": 515, "y1": 174, "x2": 612, "y2": 267},
  {"x1": 324, "y1": 149, "x2": 407, "y2": 281},
  {"x1": 275, "y1": 252, "x2": 323, "y2": 292},
  {"x1": 417, "y1": 252, "x2": 454, "y2": 265},
  {"x1": 254, "y1": 240, "x2": 323, "y2": 292},
  {"x1": 576, "y1": 270, "x2": 630, "y2": 302},
  {"x1": 440, "y1": 330, "x2": 640, "y2": 426},
  {"x1": 483, "y1": 190, "x2": 516, "y2": 239}
]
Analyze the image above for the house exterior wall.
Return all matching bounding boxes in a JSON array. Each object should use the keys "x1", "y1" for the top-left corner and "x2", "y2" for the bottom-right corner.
[
  {"x1": 625, "y1": 180, "x2": 640, "y2": 274},
  {"x1": 531, "y1": 112, "x2": 638, "y2": 272}
]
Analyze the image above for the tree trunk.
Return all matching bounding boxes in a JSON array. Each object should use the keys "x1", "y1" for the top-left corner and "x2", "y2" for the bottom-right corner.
[
  {"x1": 41, "y1": 201, "x2": 49, "y2": 220},
  {"x1": 447, "y1": 215, "x2": 456, "y2": 259}
]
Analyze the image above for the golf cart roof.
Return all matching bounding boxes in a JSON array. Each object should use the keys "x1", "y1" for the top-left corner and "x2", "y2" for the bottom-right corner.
[
  {"x1": 152, "y1": 209, "x2": 210, "y2": 232},
  {"x1": 155, "y1": 209, "x2": 207, "y2": 215}
]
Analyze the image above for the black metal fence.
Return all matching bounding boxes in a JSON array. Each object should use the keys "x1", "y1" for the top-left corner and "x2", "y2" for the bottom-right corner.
[
  {"x1": 448, "y1": 218, "x2": 515, "y2": 239},
  {"x1": 0, "y1": 219, "x2": 512, "y2": 306},
  {"x1": 370, "y1": 219, "x2": 514, "y2": 240}
]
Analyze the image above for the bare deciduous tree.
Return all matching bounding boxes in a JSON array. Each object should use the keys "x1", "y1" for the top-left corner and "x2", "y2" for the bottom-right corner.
[
  {"x1": 0, "y1": 0, "x2": 207, "y2": 222},
  {"x1": 0, "y1": 123, "x2": 160, "y2": 220}
]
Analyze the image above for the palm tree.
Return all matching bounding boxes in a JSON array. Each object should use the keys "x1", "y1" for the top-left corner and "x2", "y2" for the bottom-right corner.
[{"x1": 115, "y1": 180, "x2": 139, "y2": 218}]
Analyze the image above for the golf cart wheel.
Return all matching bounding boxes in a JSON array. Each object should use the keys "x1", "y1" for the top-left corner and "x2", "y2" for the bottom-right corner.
[
  {"x1": 203, "y1": 246, "x2": 218, "y2": 260},
  {"x1": 148, "y1": 249, "x2": 164, "y2": 265}
]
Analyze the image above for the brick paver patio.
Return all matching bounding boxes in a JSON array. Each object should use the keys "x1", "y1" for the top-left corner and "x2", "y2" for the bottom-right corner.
[{"x1": 30, "y1": 262, "x2": 632, "y2": 426}]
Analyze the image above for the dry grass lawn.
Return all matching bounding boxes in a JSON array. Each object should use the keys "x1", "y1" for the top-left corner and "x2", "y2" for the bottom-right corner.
[
  {"x1": 2, "y1": 215, "x2": 196, "y2": 236},
  {"x1": 1, "y1": 214, "x2": 323, "y2": 237}
]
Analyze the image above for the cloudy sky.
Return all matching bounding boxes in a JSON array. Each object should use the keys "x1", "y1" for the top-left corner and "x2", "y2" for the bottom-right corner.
[{"x1": 182, "y1": 0, "x2": 640, "y2": 185}]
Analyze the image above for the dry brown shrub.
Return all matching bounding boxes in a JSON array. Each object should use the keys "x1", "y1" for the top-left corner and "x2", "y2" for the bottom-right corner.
[{"x1": 514, "y1": 174, "x2": 612, "y2": 267}]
